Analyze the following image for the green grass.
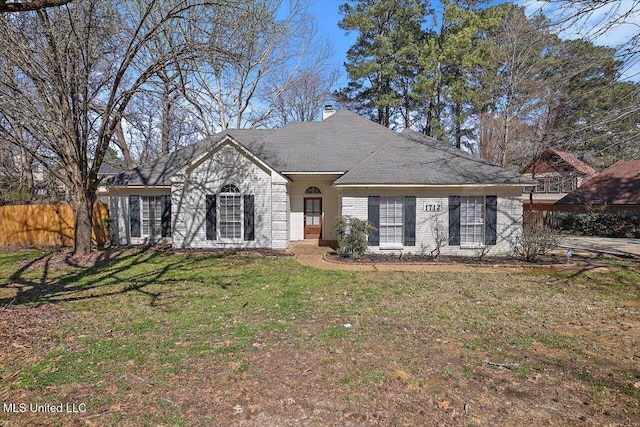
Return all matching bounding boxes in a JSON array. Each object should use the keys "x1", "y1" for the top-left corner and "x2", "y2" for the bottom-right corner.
[
  {"x1": 0, "y1": 248, "x2": 639, "y2": 425},
  {"x1": 508, "y1": 336, "x2": 534, "y2": 347}
]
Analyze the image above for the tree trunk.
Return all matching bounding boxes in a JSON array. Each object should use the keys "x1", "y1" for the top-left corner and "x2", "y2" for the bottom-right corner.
[
  {"x1": 161, "y1": 81, "x2": 172, "y2": 155},
  {"x1": 426, "y1": 99, "x2": 434, "y2": 136},
  {"x1": 454, "y1": 101, "x2": 462, "y2": 150},
  {"x1": 20, "y1": 146, "x2": 34, "y2": 196},
  {"x1": 115, "y1": 120, "x2": 134, "y2": 170},
  {"x1": 501, "y1": 111, "x2": 509, "y2": 166},
  {"x1": 72, "y1": 189, "x2": 95, "y2": 255},
  {"x1": 427, "y1": 60, "x2": 443, "y2": 137}
]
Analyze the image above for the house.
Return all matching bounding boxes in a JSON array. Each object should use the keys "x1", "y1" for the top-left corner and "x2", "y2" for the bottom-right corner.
[
  {"x1": 106, "y1": 108, "x2": 533, "y2": 255},
  {"x1": 520, "y1": 148, "x2": 595, "y2": 210},
  {"x1": 96, "y1": 163, "x2": 124, "y2": 197},
  {"x1": 555, "y1": 159, "x2": 640, "y2": 211}
]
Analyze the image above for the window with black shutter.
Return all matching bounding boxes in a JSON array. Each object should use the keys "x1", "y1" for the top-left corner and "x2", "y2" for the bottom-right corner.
[
  {"x1": 367, "y1": 196, "x2": 380, "y2": 246},
  {"x1": 448, "y1": 196, "x2": 460, "y2": 245},
  {"x1": 404, "y1": 196, "x2": 416, "y2": 246},
  {"x1": 206, "y1": 195, "x2": 216, "y2": 240},
  {"x1": 243, "y1": 195, "x2": 254, "y2": 241},
  {"x1": 129, "y1": 195, "x2": 140, "y2": 238}
]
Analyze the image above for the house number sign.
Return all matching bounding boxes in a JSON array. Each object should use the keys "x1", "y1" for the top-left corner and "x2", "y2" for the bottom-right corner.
[{"x1": 424, "y1": 203, "x2": 442, "y2": 212}]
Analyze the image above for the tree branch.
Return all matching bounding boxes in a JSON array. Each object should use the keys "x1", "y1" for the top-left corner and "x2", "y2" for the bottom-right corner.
[{"x1": 0, "y1": 0, "x2": 72, "y2": 13}]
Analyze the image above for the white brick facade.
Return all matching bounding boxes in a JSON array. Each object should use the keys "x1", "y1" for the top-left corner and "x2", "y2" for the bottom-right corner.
[
  {"x1": 171, "y1": 144, "x2": 283, "y2": 249},
  {"x1": 109, "y1": 142, "x2": 290, "y2": 249},
  {"x1": 108, "y1": 187, "x2": 171, "y2": 245},
  {"x1": 340, "y1": 187, "x2": 523, "y2": 256},
  {"x1": 106, "y1": 127, "x2": 527, "y2": 255}
]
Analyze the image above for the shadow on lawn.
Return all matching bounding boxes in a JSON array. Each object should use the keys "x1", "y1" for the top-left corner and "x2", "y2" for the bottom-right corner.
[
  {"x1": 566, "y1": 257, "x2": 640, "y2": 280},
  {"x1": 534, "y1": 258, "x2": 640, "y2": 401},
  {"x1": 1, "y1": 246, "x2": 243, "y2": 307}
]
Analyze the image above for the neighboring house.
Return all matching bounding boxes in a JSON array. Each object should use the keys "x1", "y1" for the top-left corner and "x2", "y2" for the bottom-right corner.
[
  {"x1": 96, "y1": 163, "x2": 124, "y2": 197},
  {"x1": 556, "y1": 159, "x2": 640, "y2": 211},
  {"x1": 520, "y1": 148, "x2": 595, "y2": 210},
  {"x1": 106, "y1": 109, "x2": 533, "y2": 255}
]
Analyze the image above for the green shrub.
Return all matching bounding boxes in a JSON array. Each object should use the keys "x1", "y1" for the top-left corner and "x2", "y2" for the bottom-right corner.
[
  {"x1": 335, "y1": 216, "x2": 375, "y2": 259},
  {"x1": 553, "y1": 211, "x2": 640, "y2": 238}
]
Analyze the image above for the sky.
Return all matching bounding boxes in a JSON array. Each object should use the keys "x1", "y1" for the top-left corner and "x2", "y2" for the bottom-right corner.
[
  {"x1": 307, "y1": 0, "x2": 354, "y2": 89},
  {"x1": 308, "y1": 0, "x2": 640, "y2": 89}
]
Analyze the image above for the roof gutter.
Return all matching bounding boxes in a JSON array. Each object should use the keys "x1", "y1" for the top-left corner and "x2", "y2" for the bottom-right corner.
[
  {"x1": 282, "y1": 171, "x2": 346, "y2": 175},
  {"x1": 333, "y1": 183, "x2": 530, "y2": 188},
  {"x1": 106, "y1": 185, "x2": 172, "y2": 189}
]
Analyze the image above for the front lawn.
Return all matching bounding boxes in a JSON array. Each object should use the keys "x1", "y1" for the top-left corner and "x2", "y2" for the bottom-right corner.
[{"x1": 0, "y1": 248, "x2": 638, "y2": 426}]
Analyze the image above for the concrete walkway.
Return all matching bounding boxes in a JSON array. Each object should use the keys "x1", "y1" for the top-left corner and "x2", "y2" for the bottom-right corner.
[
  {"x1": 558, "y1": 236, "x2": 640, "y2": 259},
  {"x1": 286, "y1": 241, "x2": 522, "y2": 273}
]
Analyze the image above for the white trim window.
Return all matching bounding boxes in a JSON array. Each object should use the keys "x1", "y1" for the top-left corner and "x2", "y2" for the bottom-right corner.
[
  {"x1": 141, "y1": 196, "x2": 162, "y2": 236},
  {"x1": 460, "y1": 196, "x2": 484, "y2": 245},
  {"x1": 219, "y1": 184, "x2": 242, "y2": 239},
  {"x1": 379, "y1": 196, "x2": 403, "y2": 245}
]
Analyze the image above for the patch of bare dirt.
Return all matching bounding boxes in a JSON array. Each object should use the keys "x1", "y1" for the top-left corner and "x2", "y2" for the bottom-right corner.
[
  {"x1": 13, "y1": 247, "x2": 144, "y2": 271},
  {"x1": 14, "y1": 245, "x2": 293, "y2": 272},
  {"x1": 175, "y1": 247, "x2": 293, "y2": 258}
]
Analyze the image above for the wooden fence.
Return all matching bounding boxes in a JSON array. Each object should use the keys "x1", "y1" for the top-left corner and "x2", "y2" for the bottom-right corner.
[
  {"x1": 0, "y1": 203, "x2": 109, "y2": 247},
  {"x1": 523, "y1": 210, "x2": 559, "y2": 230}
]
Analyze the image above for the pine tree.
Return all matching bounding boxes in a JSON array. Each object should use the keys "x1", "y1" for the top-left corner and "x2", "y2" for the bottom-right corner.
[
  {"x1": 336, "y1": 0, "x2": 428, "y2": 127},
  {"x1": 415, "y1": 0, "x2": 503, "y2": 148}
]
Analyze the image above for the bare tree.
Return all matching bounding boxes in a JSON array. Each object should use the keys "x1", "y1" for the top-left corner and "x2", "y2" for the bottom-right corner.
[
  {"x1": 478, "y1": 7, "x2": 557, "y2": 167},
  {"x1": 0, "y1": 0, "x2": 71, "y2": 13},
  {"x1": 178, "y1": 0, "x2": 334, "y2": 131},
  {"x1": 533, "y1": 1, "x2": 640, "y2": 163},
  {"x1": 0, "y1": 0, "x2": 226, "y2": 255},
  {"x1": 270, "y1": 67, "x2": 339, "y2": 126},
  {"x1": 535, "y1": 1, "x2": 640, "y2": 57}
]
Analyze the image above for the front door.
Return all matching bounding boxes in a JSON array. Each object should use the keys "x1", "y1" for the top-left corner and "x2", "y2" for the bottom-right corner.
[{"x1": 304, "y1": 197, "x2": 322, "y2": 239}]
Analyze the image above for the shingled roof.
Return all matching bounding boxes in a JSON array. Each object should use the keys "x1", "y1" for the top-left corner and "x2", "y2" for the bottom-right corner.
[
  {"x1": 239, "y1": 110, "x2": 396, "y2": 172},
  {"x1": 520, "y1": 148, "x2": 596, "y2": 176},
  {"x1": 107, "y1": 129, "x2": 273, "y2": 186},
  {"x1": 556, "y1": 159, "x2": 640, "y2": 205},
  {"x1": 107, "y1": 110, "x2": 531, "y2": 187},
  {"x1": 334, "y1": 129, "x2": 533, "y2": 186}
]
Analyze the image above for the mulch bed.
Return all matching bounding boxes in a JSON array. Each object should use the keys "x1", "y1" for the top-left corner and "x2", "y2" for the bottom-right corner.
[
  {"x1": 325, "y1": 252, "x2": 572, "y2": 266},
  {"x1": 174, "y1": 247, "x2": 293, "y2": 258}
]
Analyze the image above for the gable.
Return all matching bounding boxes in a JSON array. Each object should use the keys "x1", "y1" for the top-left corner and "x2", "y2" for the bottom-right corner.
[
  {"x1": 520, "y1": 149, "x2": 595, "y2": 176},
  {"x1": 106, "y1": 130, "x2": 282, "y2": 187},
  {"x1": 185, "y1": 136, "x2": 287, "y2": 184}
]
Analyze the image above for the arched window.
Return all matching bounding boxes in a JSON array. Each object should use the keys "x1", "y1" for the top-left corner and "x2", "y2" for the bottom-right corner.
[
  {"x1": 220, "y1": 184, "x2": 241, "y2": 239},
  {"x1": 221, "y1": 184, "x2": 240, "y2": 193},
  {"x1": 305, "y1": 186, "x2": 321, "y2": 194}
]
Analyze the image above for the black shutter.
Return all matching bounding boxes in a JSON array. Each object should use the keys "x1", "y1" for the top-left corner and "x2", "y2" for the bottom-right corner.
[
  {"x1": 448, "y1": 196, "x2": 460, "y2": 245},
  {"x1": 368, "y1": 196, "x2": 380, "y2": 246},
  {"x1": 161, "y1": 195, "x2": 171, "y2": 238},
  {"x1": 243, "y1": 194, "x2": 255, "y2": 241},
  {"x1": 485, "y1": 196, "x2": 497, "y2": 245},
  {"x1": 206, "y1": 195, "x2": 216, "y2": 240},
  {"x1": 129, "y1": 195, "x2": 140, "y2": 238},
  {"x1": 404, "y1": 196, "x2": 416, "y2": 246}
]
